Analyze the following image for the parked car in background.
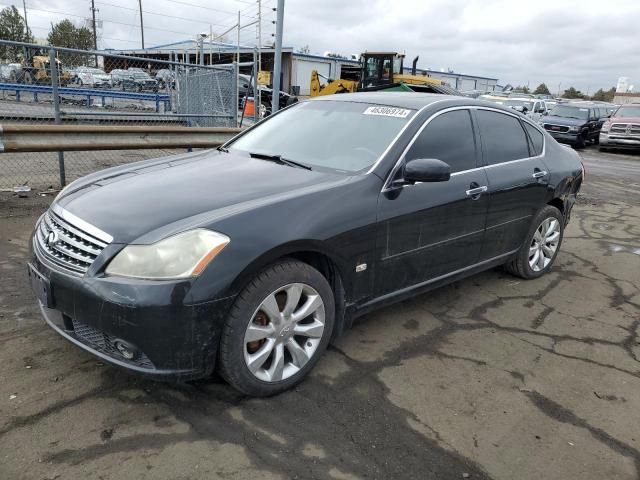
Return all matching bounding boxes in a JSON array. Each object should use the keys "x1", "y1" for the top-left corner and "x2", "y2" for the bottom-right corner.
[
  {"x1": 155, "y1": 69, "x2": 175, "y2": 89},
  {"x1": 110, "y1": 69, "x2": 158, "y2": 92},
  {"x1": 28, "y1": 92, "x2": 583, "y2": 396},
  {"x1": 539, "y1": 103, "x2": 608, "y2": 148},
  {"x1": 504, "y1": 98, "x2": 548, "y2": 122},
  {"x1": 75, "y1": 67, "x2": 111, "y2": 88},
  {"x1": 600, "y1": 104, "x2": 640, "y2": 152},
  {"x1": 544, "y1": 100, "x2": 557, "y2": 113},
  {"x1": 0, "y1": 63, "x2": 22, "y2": 83}
]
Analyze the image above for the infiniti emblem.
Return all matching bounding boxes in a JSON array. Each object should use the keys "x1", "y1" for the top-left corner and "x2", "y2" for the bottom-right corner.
[{"x1": 46, "y1": 230, "x2": 60, "y2": 247}]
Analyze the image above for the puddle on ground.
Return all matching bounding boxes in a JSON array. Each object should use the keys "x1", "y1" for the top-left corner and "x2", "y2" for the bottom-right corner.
[{"x1": 606, "y1": 243, "x2": 640, "y2": 255}]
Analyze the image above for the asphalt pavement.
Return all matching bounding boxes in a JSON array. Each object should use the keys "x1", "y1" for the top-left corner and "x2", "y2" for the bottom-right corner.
[{"x1": 0, "y1": 145, "x2": 639, "y2": 480}]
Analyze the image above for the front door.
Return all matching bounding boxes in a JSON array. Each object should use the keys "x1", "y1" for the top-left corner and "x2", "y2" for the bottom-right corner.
[{"x1": 375, "y1": 109, "x2": 489, "y2": 296}]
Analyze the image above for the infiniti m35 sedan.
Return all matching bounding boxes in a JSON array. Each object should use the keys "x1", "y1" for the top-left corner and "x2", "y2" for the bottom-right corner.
[{"x1": 29, "y1": 93, "x2": 583, "y2": 396}]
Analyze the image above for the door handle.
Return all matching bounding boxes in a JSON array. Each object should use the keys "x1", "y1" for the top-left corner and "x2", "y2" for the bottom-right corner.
[
  {"x1": 465, "y1": 186, "x2": 487, "y2": 197},
  {"x1": 532, "y1": 170, "x2": 548, "y2": 179}
]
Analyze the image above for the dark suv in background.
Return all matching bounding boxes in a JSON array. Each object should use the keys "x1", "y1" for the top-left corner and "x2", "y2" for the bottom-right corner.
[{"x1": 539, "y1": 102, "x2": 611, "y2": 148}]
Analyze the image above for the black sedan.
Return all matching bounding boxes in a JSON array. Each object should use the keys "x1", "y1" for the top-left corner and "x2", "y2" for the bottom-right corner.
[{"x1": 29, "y1": 93, "x2": 583, "y2": 396}]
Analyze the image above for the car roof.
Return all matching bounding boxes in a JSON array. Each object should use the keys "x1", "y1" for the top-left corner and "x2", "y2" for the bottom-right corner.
[
  {"x1": 309, "y1": 92, "x2": 544, "y2": 118},
  {"x1": 311, "y1": 92, "x2": 462, "y2": 109}
]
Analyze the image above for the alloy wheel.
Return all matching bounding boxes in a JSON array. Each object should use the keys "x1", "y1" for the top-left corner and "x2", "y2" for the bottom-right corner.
[
  {"x1": 529, "y1": 217, "x2": 561, "y2": 272},
  {"x1": 243, "y1": 283, "x2": 325, "y2": 382}
]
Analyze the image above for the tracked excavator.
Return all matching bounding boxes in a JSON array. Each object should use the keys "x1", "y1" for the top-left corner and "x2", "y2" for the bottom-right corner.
[{"x1": 309, "y1": 52, "x2": 460, "y2": 97}]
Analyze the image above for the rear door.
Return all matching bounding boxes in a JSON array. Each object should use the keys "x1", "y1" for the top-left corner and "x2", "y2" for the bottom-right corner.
[
  {"x1": 375, "y1": 108, "x2": 489, "y2": 296},
  {"x1": 475, "y1": 108, "x2": 550, "y2": 260}
]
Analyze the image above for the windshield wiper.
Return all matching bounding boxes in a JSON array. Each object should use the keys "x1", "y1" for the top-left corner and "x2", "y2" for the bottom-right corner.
[
  {"x1": 249, "y1": 152, "x2": 312, "y2": 170},
  {"x1": 217, "y1": 146, "x2": 229, "y2": 153}
]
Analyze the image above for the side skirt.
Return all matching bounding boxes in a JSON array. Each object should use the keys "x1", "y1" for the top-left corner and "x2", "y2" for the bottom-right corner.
[{"x1": 346, "y1": 249, "x2": 519, "y2": 321}]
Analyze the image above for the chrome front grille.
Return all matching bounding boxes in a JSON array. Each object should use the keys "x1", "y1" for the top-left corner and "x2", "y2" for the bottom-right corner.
[
  {"x1": 610, "y1": 123, "x2": 640, "y2": 136},
  {"x1": 543, "y1": 123, "x2": 570, "y2": 133},
  {"x1": 35, "y1": 210, "x2": 108, "y2": 274}
]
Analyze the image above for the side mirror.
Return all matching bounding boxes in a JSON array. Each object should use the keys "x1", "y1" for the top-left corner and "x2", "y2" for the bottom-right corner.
[{"x1": 403, "y1": 158, "x2": 451, "y2": 183}]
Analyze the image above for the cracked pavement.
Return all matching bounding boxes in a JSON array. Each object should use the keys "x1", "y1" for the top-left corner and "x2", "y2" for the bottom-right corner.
[{"x1": 0, "y1": 147, "x2": 639, "y2": 480}]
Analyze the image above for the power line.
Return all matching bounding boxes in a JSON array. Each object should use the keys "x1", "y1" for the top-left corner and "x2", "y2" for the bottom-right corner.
[
  {"x1": 0, "y1": 2, "x2": 222, "y2": 37},
  {"x1": 95, "y1": 1, "x2": 235, "y2": 28},
  {"x1": 155, "y1": 0, "x2": 257, "y2": 18}
]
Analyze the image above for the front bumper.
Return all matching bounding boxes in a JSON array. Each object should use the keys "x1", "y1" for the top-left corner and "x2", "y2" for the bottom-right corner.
[
  {"x1": 600, "y1": 133, "x2": 640, "y2": 149},
  {"x1": 548, "y1": 131, "x2": 580, "y2": 145},
  {"x1": 29, "y1": 247, "x2": 235, "y2": 381}
]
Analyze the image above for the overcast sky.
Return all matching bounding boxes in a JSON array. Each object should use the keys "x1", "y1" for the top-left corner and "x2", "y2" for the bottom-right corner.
[{"x1": 15, "y1": 0, "x2": 640, "y2": 93}]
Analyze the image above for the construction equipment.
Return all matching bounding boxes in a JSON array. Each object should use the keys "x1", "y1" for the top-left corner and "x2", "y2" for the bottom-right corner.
[
  {"x1": 310, "y1": 52, "x2": 460, "y2": 97},
  {"x1": 20, "y1": 52, "x2": 71, "y2": 86}
]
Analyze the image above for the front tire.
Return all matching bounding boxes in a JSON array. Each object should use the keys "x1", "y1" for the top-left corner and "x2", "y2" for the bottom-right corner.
[
  {"x1": 218, "y1": 259, "x2": 335, "y2": 396},
  {"x1": 504, "y1": 205, "x2": 564, "y2": 279}
]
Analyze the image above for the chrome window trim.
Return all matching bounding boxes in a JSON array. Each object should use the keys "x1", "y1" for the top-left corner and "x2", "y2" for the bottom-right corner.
[
  {"x1": 51, "y1": 204, "x2": 113, "y2": 243},
  {"x1": 381, "y1": 105, "x2": 547, "y2": 193}
]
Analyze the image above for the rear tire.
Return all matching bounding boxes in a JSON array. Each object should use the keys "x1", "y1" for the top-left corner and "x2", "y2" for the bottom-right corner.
[
  {"x1": 504, "y1": 205, "x2": 564, "y2": 279},
  {"x1": 218, "y1": 259, "x2": 335, "y2": 396}
]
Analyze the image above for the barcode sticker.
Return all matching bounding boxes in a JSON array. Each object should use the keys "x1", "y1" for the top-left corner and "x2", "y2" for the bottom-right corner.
[{"x1": 363, "y1": 106, "x2": 412, "y2": 118}]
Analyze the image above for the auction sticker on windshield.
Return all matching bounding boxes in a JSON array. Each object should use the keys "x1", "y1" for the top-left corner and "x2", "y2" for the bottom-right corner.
[{"x1": 363, "y1": 106, "x2": 412, "y2": 118}]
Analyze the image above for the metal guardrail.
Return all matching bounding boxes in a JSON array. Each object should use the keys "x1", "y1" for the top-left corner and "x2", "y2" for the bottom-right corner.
[
  {"x1": 0, "y1": 82, "x2": 172, "y2": 112},
  {"x1": 0, "y1": 124, "x2": 241, "y2": 152}
]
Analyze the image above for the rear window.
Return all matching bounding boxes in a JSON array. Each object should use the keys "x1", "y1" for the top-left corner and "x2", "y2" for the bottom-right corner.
[
  {"x1": 523, "y1": 122, "x2": 544, "y2": 156},
  {"x1": 476, "y1": 110, "x2": 530, "y2": 165}
]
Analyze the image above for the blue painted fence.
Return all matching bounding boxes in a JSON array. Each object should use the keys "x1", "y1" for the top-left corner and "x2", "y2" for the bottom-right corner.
[{"x1": 0, "y1": 82, "x2": 171, "y2": 112}]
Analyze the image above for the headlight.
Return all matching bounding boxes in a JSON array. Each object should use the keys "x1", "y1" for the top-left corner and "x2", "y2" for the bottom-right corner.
[
  {"x1": 601, "y1": 122, "x2": 610, "y2": 133},
  {"x1": 106, "y1": 229, "x2": 230, "y2": 280}
]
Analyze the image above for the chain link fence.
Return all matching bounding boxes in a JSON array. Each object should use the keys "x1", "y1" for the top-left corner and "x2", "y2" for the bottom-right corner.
[{"x1": 0, "y1": 39, "x2": 240, "y2": 190}]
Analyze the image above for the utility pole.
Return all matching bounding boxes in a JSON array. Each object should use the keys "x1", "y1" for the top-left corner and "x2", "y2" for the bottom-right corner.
[
  {"x1": 90, "y1": 0, "x2": 98, "y2": 50},
  {"x1": 272, "y1": 0, "x2": 284, "y2": 112},
  {"x1": 22, "y1": 0, "x2": 29, "y2": 39},
  {"x1": 138, "y1": 0, "x2": 145, "y2": 49}
]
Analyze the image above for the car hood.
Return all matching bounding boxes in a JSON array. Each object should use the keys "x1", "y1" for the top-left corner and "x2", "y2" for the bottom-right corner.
[
  {"x1": 55, "y1": 150, "x2": 347, "y2": 244},
  {"x1": 541, "y1": 116, "x2": 586, "y2": 127},
  {"x1": 609, "y1": 116, "x2": 640, "y2": 123}
]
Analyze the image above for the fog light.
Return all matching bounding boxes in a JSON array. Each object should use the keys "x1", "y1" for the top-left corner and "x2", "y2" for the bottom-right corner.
[{"x1": 113, "y1": 339, "x2": 137, "y2": 360}]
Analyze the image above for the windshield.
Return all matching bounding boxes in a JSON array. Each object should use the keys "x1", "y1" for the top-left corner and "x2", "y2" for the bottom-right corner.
[
  {"x1": 614, "y1": 106, "x2": 640, "y2": 117},
  {"x1": 505, "y1": 99, "x2": 534, "y2": 110},
  {"x1": 228, "y1": 101, "x2": 415, "y2": 173},
  {"x1": 550, "y1": 105, "x2": 589, "y2": 120},
  {"x1": 131, "y1": 72, "x2": 150, "y2": 78},
  {"x1": 87, "y1": 68, "x2": 105, "y2": 74}
]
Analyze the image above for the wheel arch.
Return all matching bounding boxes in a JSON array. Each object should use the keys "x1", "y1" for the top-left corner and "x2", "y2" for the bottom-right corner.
[{"x1": 226, "y1": 240, "x2": 350, "y2": 339}]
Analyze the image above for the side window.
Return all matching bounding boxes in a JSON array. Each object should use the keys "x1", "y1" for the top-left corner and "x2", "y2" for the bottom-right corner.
[
  {"x1": 523, "y1": 122, "x2": 544, "y2": 156},
  {"x1": 406, "y1": 109, "x2": 477, "y2": 173},
  {"x1": 476, "y1": 110, "x2": 531, "y2": 165}
]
